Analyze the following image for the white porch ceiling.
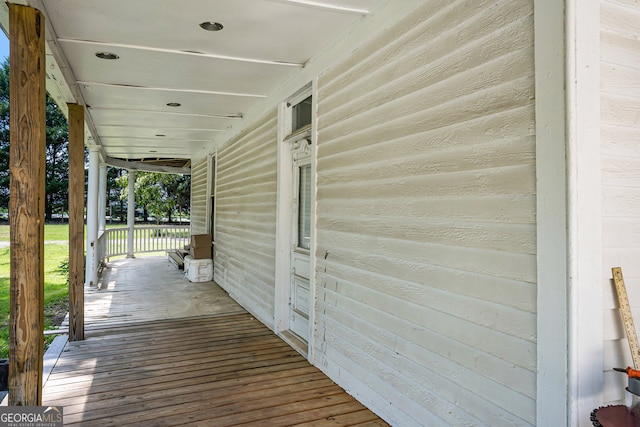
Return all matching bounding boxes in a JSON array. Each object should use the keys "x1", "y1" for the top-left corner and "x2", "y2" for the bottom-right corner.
[{"x1": 2, "y1": 0, "x2": 377, "y2": 170}]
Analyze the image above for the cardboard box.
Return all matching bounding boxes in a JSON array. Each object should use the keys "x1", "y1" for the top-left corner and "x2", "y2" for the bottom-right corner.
[
  {"x1": 190, "y1": 234, "x2": 211, "y2": 248},
  {"x1": 189, "y1": 234, "x2": 212, "y2": 259},
  {"x1": 190, "y1": 246, "x2": 211, "y2": 259}
]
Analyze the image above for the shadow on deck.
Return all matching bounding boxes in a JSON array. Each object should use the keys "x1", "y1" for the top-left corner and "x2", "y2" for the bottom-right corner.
[{"x1": 43, "y1": 256, "x2": 387, "y2": 426}]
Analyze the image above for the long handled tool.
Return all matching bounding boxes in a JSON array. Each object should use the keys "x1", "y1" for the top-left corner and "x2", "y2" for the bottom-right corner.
[
  {"x1": 593, "y1": 269, "x2": 640, "y2": 425},
  {"x1": 612, "y1": 267, "x2": 640, "y2": 369},
  {"x1": 611, "y1": 267, "x2": 640, "y2": 399}
]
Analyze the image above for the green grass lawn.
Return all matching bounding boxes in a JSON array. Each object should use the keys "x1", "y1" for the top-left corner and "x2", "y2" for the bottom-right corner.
[
  {"x1": 0, "y1": 223, "x2": 70, "y2": 242},
  {"x1": 0, "y1": 222, "x2": 178, "y2": 358},
  {"x1": 0, "y1": 224, "x2": 70, "y2": 359}
]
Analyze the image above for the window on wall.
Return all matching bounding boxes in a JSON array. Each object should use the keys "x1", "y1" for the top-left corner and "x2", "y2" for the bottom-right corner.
[{"x1": 292, "y1": 95, "x2": 312, "y2": 132}]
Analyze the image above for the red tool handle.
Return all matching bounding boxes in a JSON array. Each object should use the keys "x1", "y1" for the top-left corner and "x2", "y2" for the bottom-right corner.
[{"x1": 615, "y1": 366, "x2": 640, "y2": 379}]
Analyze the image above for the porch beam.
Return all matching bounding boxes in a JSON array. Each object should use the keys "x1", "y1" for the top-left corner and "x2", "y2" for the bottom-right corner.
[
  {"x1": 8, "y1": 3, "x2": 46, "y2": 406},
  {"x1": 89, "y1": 106, "x2": 244, "y2": 119},
  {"x1": 107, "y1": 157, "x2": 191, "y2": 175},
  {"x1": 58, "y1": 38, "x2": 303, "y2": 68},
  {"x1": 77, "y1": 81, "x2": 264, "y2": 101},
  {"x1": 67, "y1": 104, "x2": 85, "y2": 342}
]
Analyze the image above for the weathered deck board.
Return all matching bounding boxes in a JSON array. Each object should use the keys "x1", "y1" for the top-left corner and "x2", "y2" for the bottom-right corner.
[
  {"x1": 43, "y1": 257, "x2": 386, "y2": 426},
  {"x1": 80, "y1": 257, "x2": 246, "y2": 328}
]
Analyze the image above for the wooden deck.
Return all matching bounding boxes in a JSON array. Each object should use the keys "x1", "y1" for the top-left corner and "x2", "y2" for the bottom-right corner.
[{"x1": 43, "y1": 256, "x2": 387, "y2": 426}]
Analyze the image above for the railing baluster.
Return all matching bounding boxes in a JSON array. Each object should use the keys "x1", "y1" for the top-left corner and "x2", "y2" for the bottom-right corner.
[{"x1": 97, "y1": 225, "x2": 190, "y2": 265}]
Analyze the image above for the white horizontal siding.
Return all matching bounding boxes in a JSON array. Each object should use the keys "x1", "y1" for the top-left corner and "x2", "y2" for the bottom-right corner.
[
  {"x1": 314, "y1": 0, "x2": 536, "y2": 425},
  {"x1": 189, "y1": 158, "x2": 208, "y2": 235},
  {"x1": 601, "y1": 0, "x2": 640, "y2": 405},
  {"x1": 214, "y1": 112, "x2": 278, "y2": 328}
]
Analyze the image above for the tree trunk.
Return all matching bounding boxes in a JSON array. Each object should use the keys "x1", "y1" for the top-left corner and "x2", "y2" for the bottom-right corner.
[
  {"x1": 119, "y1": 199, "x2": 124, "y2": 222},
  {"x1": 45, "y1": 192, "x2": 53, "y2": 221}
]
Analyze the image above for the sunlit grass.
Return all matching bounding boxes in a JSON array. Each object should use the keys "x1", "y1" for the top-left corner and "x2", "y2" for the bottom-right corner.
[
  {"x1": 43, "y1": 225, "x2": 71, "y2": 242},
  {"x1": 0, "y1": 224, "x2": 71, "y2": 242},
  {"x1": 0, "y1": 222, "x2": 183, "y2": 358},
  {"x1": 0, "y1": 242, "x2": 70, "y2": 359},
  {"x1": 0, "y1": 248, "x2": 8, "y2": 359}
]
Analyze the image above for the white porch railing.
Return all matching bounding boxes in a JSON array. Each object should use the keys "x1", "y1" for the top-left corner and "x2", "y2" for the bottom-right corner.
[{"x1": 97, "y1": 225, "x2": 190, "y2": 263}]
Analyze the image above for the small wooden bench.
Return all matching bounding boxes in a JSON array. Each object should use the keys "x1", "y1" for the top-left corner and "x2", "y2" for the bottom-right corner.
[{"x1": 167, "y1": 249, "x2": 189, "y2": 270}]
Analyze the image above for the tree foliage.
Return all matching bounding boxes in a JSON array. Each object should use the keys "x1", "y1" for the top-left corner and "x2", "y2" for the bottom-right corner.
[
  {"x1": 0, "y1": 57, "x2": 70, "y2": 219},
  {"x1": 45, "y1": 98, "x2": 69, "y2": 220},
  {"x1": 106, "y1": 167, "x2": 127, "y2": 222},
  {"x1": 0, "y1": 57, "x2": 191, "y2": 222},
  {"x1": 118, "y1": 172, "x2": 190, "y2": 223}
]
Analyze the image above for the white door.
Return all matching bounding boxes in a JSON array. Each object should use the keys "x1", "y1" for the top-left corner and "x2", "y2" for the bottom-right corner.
[
  {"x1": 275, "y1": 89, "x2": 313, "y2": 349},
  {"x1": 289, "y1": 139, "x2": 312, "y2": 341}
]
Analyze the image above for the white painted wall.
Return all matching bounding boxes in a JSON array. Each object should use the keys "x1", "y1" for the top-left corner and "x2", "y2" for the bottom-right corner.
[
  {"x1": 213, "y1": 112, "x2": 278, "y2": 328},
  {"x1": 314, "y1": 1, "x2": 536, "y2": 425},
  {"x1": 183, "y1": 0, "x2": 640, "y2": 423},
  {"x1": 601, "y1": 0, "x2": 640, "y2": 405},
  {"x1": 189, "y1": 0, "x2": 588, "y2": 424}
]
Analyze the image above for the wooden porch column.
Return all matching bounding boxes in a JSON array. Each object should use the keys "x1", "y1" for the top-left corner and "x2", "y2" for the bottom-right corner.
[
  {"x1": 67, "y1": 104, "x2": 85, "y2": 342},
  {"x1": 8, "y1": 4, "x2": 46, "y2": 406}
]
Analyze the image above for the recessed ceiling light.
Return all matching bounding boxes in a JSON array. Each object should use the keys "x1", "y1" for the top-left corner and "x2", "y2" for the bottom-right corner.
[
  {"x1": 166, "y1": 102, "x2": 181, "y2": 107},
  {"x1": 199, "y1": 21, "x2": 223, "y2": 31},
  {"x1": 95, "y1": 52, "x2": 119, "y2": 60}
]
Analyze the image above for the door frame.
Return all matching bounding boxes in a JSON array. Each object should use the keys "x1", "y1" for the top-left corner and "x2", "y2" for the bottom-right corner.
[
  {"x1": 275, "y1": 82, "x2": 317, "y2": 359},
  {"x1": 206, "y1": 152, "x2": 217, "y2": 238}
]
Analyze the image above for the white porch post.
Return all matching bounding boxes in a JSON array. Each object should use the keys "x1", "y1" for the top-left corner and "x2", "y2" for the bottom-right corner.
[
  {"x1": 85, "y1": 146, "x2": 100, "y2": 286},
  {"x1": 127, "y1": 169, "x2": 136, "y2": 258},
  {"x1": 535, "y1": 0, "x2": 569, "y2": 425},
  {"x1": 98, "y1": 163, "x2": 107, "y2": 233},
  {"x1": 566, "y1": 0, "x2": 603, "y2": 424}
]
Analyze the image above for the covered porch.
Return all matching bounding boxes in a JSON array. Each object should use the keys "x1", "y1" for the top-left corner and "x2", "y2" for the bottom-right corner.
[
  {"x1": 43, "y1": 256, "x2": 386, "y2": 426},
  {"x1": 6, "y1": 0, "x2": 629, "y2": 424}
]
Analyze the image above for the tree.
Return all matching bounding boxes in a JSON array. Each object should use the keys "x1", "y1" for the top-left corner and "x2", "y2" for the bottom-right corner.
[
  {"x1": 118, "y1": 172, "x2": 190, "y2": 223},
  {"x1": 0, "y1": 57, "x2": 70, "y2": 220},
  {"x1": 157, "y1": 173, "x2": 191, "y2": 223},
  {"x1": 45, "y1": 98, "x2": 69, "y2": 220},
  {"x1": 106, "y1": 167, "x2": 126, "y2": 222}
]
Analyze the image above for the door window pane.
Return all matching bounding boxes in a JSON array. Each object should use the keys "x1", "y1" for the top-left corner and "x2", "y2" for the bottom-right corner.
[{"x1": 298, "y1": 164, "x2": 311, "y2": 250}]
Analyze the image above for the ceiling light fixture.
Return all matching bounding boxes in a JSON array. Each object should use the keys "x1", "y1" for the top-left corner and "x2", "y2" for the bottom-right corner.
[
  {"x1": 199, "y1": 21, "x2": 224, "y2": 31},
  {"x1": 166, "y1": 102, "x2": 181, "y2": 107},
  {"x1": 95, "y1": 52, "x2": 119, "y2": 60}
]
